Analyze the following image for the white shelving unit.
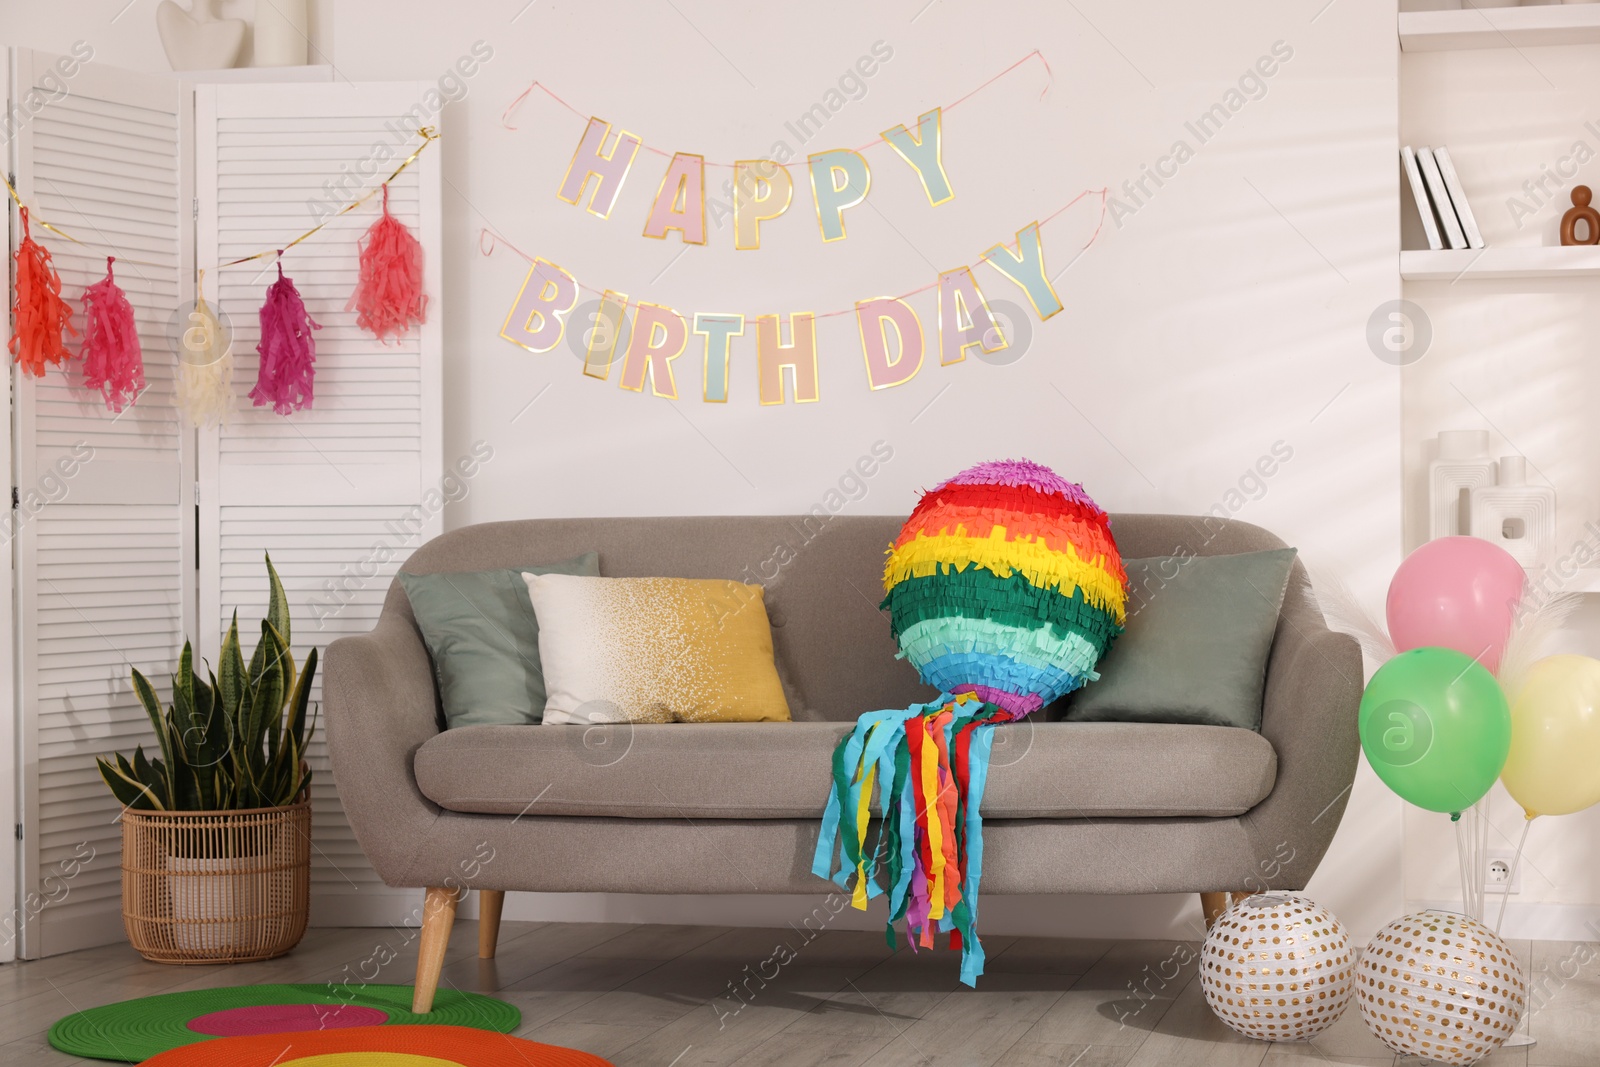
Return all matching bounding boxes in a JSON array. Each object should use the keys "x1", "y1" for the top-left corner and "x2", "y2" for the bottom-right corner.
[
  {"x1": 1400, "y1": 7, "x2": 1600, "y2": 584},
  {"x1": 1401, "y1": 246, "x2": 1600, "y2": 280},
  {"x1": 1401, "y1": 4, "x2": 1600, "y2": 53}
]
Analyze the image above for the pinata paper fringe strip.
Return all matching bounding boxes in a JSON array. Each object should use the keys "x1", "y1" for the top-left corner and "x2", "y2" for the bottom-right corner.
[
  {"x1": 896, "y1": 500, "x2": 1126, "y2": 581},
  {"x1": 886, "y1": 530, "x2": 1127, "y2": 623},
  {"x1": 813, "y1": 693, "x2": 1007, "y2": 987},
  {"x1": 882, "y1": 568, "x2": 1121, "y2": 654}
]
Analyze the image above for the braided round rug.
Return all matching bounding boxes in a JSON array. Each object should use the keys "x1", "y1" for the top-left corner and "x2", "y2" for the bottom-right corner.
[
  {"x1": 48, "y1": 984, "x2": 520, "y2": 1063},
  {"x1": 137, "y1": 1025, "x2": 613, "y2": 1066}
]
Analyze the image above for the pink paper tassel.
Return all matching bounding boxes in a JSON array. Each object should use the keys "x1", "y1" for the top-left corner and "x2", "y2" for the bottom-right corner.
[
  {"x1": 250, "y1": 259, "x2": 320, "y2": 416},
  {"x1": 80, "y1": 257, "x2": 145, "y2": 412},
  {"x1": 348, "y1": 184, "x2": 426, "y2": 341}
]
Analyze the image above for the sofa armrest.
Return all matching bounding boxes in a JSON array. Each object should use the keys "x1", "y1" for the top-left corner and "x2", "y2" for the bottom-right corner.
[
  {"x1": 325, "y1": 609, "x2": 444, "y2": 888},
  {"x1": 1240, "y1": 591, "x2": 1363, "y2": 892}
]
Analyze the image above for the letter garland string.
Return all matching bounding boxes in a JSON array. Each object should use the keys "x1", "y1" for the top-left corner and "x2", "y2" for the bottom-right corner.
[
  {"x1": 813, "y1": 692, "x2": 1010, "y2": 987},
  {"x1": 500, "y1": 49, "x2": 1053, "y2": 154},
  {"x1": 483, "y1": 189, "x2": 1107, "y2": 403}
]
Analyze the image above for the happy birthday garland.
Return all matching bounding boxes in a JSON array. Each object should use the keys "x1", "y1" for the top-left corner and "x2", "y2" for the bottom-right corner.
[
  {"x1": 4, "y1": 128, "x2": 436, "y2": 419},
  {"x1": 495, "y1": 53, "x2": 1103, "y2": 405}
]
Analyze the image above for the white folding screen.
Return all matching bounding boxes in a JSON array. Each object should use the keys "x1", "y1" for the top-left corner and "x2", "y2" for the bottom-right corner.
[
  {"x1": 194, "y1": 82, "x2": 442, "y2": 926},
  {"x1": 5, "y1": 65, "x2": 441, "y2": 956},
  {"x1": 8, "y1": 49, "x2": 194, "y2": 957}
]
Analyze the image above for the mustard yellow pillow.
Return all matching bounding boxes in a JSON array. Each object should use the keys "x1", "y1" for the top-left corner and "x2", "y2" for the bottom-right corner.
[{"x1": 521, "y1": 574, "x2": 792, "y2": 724}]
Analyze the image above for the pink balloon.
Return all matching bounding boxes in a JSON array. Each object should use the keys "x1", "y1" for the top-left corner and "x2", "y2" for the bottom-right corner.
[{"x1": 1387, "y1": 536, "x2": 1525, "y2": 672}]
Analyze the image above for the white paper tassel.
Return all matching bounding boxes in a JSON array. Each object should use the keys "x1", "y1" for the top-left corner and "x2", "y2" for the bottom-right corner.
[{"x1": 175, "y1": 283, "x2": 234, "y2": 429}]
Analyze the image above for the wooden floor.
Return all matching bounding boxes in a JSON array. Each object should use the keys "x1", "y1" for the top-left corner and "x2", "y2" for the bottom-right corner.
[{"x1": 0, "y1": 921, "x2": 1588, "y2": 1065}]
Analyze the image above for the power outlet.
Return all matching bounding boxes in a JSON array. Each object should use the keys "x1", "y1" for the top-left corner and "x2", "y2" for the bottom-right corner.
[{"x1": 1485, "y1": 850, "x2": 1521, "y2": 894}]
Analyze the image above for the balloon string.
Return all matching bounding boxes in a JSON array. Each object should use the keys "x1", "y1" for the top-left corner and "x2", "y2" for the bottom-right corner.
[
  {"x1": 1479, "y1": 799, "x2": 1490, "y2": 920},
  {"x1": 1454, "y1": 816, "x2": 1471, "y2": 919},
  {"x1": 1495, "y1": 817, "x2": 1532, "y2": 935}
]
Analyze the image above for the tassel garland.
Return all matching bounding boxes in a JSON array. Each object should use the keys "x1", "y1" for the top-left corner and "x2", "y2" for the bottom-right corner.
[
  {"x1": 80, "y1": 257, "x2": 145, "y2": 412},
  {"x1": 9, "y1": 207, "x2": 76, "y2": 377},
  {"x1": 250, "y1": 260, "x2": 320, "y2": 415},
  {"x1": 348, "y1": 184, "x2": 426, "y2": 341},
  {"x1": 175, "y1": 272, "x2": 234, "y2": 428}
]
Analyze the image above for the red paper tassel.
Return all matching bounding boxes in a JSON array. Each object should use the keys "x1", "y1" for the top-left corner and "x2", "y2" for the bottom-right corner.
[
  {"x1": 249, "y1": 259, "x2": 320, "y2": 416},
  {"x1": 348, "y1": 184, "x2": 426, "y2": 341},
  {"x1": 9, "y1": 208, "x2": 76, "y2": 377},
  {"x1": 80, "y1": 257, "x2": 145, "y2": 412}
]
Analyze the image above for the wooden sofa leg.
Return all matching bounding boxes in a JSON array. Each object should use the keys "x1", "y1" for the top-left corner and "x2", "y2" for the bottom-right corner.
[
  {"x1": 1200, "y1": 891, "x2": 1254, "y2": 929},
  {"x1": 413, "y1": 886, "x2": 459, "y2": 1013},
  {"x1": 479, "y1": 889, "x2": 504, "y2": 960}
]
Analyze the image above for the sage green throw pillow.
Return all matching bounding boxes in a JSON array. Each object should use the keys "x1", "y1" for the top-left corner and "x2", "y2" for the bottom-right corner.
[
  {"x1": 1065, "y1": 548, "x2": 1298, "y2": 731},
  {"x1": 400, "y1": 552, "x2": 599, "y2": 728}
]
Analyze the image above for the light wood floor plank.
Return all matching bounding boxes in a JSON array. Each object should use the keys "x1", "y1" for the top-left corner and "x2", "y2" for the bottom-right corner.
[{"x1": 0, "y1": 927, "x2": 1586, "y2": 1067}]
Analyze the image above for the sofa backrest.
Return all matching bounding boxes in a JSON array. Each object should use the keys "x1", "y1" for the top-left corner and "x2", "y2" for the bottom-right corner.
[{"x1": 389, "y1": 513, "x2": 1300, "y2": 722}]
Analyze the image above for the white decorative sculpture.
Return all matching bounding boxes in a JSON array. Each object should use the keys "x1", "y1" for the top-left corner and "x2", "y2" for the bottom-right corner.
[
  {"x1": 156, "y1": 0, "x2": 246, "y2": 72},
  {"x1": 1470, "y1": 455, "x2": 1555, "y2": 569},
  {"x1": 254, "y1": 0, "x2": 310, "y2": 67},
  {"x1": 1429, "y1": 430, "x2": 1496, "y2": 540}
]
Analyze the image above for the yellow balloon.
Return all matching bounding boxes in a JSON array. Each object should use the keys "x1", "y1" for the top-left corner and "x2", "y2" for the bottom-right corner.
[{"x1": 1502, "y1": 654, "x2": 1600, "y2": 817}]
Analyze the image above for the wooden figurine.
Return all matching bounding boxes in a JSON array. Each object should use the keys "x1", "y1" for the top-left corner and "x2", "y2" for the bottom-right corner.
[{"x1": 1561, "y1": 185, "x2": 1600, "y2": 246}]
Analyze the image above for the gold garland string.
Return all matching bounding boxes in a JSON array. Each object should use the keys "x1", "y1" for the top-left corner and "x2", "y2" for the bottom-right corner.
[
  {"x1": 220, "y1": 126, "x2": 438, "y2": 268},
  {"x1": 4, "y1": 127, "x2": 438, "y2": 272}
]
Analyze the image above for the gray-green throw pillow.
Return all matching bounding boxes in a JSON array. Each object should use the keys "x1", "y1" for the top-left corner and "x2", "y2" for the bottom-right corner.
[
  {"x1": 1064, "y1": 548, "x2": 1298, "y2": 731},
  {"x1": 400, "y1": 553, "x2": 599, "y2": 728}
]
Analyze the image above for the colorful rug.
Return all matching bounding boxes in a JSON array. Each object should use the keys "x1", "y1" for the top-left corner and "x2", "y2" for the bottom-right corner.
[
  {"x1": 138, "y1": 1025, "x2": 613, "y2": 1066},
  {"x1": 48, "y1": 984, "x2": 520, "y2": 1063}
]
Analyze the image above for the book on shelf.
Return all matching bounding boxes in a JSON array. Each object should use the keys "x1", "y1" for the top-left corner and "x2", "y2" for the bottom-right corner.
[
  {"x1": 1432, "y1": 146, "x2": 1484, "y2": 249},
  {"x1": 1402, "y1": 146, "x2": 1443, "y2": 250},
  {"x1": 1417, "y1": 146, "x2": 1469, "y2": 250}
]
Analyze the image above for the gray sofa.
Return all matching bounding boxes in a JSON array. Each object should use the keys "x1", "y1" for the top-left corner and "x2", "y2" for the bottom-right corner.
[{"x1": 325, "y1": 514, "x2": 1361, "y2": 1011}]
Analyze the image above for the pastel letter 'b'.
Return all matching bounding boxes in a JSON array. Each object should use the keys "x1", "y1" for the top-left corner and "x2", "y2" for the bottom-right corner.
[{"x1": 501, "y1": 258, "x2": 578, "y2": 353}]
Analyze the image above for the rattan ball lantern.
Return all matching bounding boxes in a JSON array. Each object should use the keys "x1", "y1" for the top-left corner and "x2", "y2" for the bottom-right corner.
[
  {"x1": 1356, "y1": 911, "x2": 1526, "y2": 1066},
  {"x1": 1200, "y1": 894, "x2": 1356, "y2": 1041}
]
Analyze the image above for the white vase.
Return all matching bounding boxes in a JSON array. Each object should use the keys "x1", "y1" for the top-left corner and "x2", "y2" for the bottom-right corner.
[
  {"x1": 155, "y1": 0, "x2": 245, "y2": 72},
  {"x1": 1470, "y1": 455, "x2": 1555, "y2": 568},
  {"x1": 167, "y1": 853, "x2": 265, "y2": 953},
  {"x1": 1429, "y1": 430, "x2": 1497, "y2": 540},
  {"x1": 253, "y1": 0, "x2": 310, "y2": 67}
]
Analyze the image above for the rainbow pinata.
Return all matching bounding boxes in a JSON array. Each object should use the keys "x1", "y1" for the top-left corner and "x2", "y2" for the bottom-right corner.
[{"x1": 881, "y1": 458, "x2": 1128, "y2": 715}]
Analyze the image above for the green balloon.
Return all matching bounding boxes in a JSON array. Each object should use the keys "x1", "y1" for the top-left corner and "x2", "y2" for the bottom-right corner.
[{"x1": 1358, "y1": 647, "x2": 1511, "y2": 814}]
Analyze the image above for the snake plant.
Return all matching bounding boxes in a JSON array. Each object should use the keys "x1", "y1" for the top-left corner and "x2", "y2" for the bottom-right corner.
[{"x1": 97, "y1": 554, "x2": 317, "y2": 811}]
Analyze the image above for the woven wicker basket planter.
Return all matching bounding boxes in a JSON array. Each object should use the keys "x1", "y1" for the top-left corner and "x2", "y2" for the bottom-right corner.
[{"x1": 119, "y1": 799, "x2": 310, "y2": 964}]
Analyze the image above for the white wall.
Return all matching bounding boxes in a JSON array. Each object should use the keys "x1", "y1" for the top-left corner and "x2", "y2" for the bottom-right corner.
[
  {"x1": 4, "y1": 0, "x2": 1404, "y2": 941},
  {"x1": 1401, "y1": 40, "x2": 1600, "y2": 940}
]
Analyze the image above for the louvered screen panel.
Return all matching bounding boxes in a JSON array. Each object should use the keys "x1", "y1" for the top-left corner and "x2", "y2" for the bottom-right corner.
[
  {"x1": 195, "y1": 83, "x2": 442, "y2": 925},
  {"x1": 29, "y1": 507, "x2": 187, "y2": 953},
  {"x1": 9, "y1": 50, "x2": 193, "y2": 956},
  {"x1": 216, "y1": 507, "x2": 406, "y2": 916}
]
